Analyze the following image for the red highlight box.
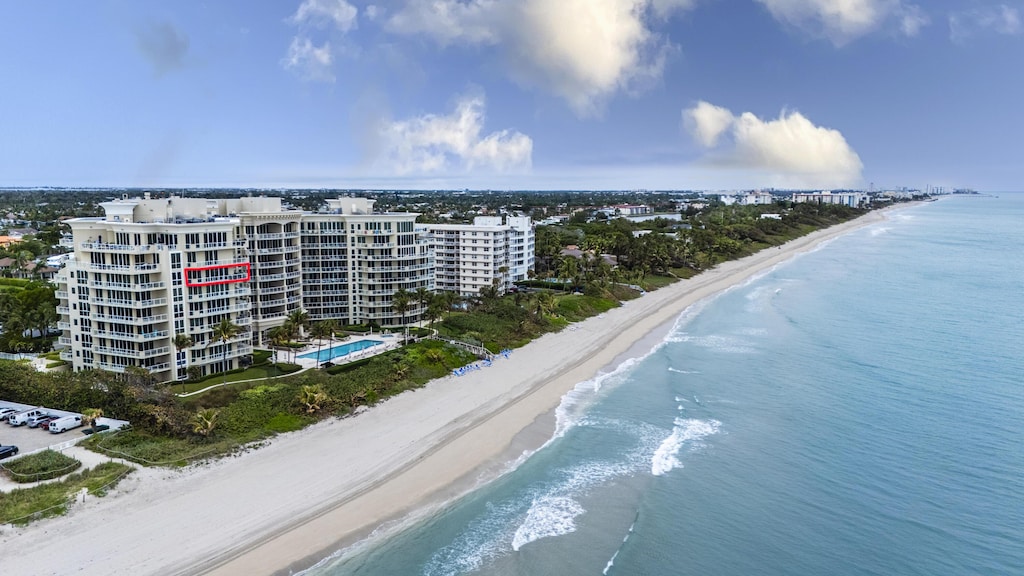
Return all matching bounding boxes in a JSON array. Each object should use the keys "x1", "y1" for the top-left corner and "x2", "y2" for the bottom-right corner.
[{"x1": 184, "y1": 262, "x2": 251, "y2": 287}]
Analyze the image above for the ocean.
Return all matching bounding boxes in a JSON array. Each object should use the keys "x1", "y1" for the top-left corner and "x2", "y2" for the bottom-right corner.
[{"x1": 305, "y1": 194, "x2": 1024, "y2": 576}]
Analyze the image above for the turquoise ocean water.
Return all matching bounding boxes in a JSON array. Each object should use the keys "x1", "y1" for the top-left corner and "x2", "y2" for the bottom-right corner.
[{"x1": 307, "y1": 195, "x2": 1024, "y2": 576}]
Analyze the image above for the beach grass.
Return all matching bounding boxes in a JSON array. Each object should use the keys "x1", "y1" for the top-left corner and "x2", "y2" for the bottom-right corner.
[
  {"x1": 0, "y1": 462, "x2": 133, "y2": 526},
  {"x1": 1, "y1": 450, "x2": 82, "y2": 483}
]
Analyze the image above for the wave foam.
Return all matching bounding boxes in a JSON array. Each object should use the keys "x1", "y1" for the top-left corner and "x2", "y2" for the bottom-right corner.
[
  {"x1": 511, "y1": 496, "x2": 585, "y2": 551},
  {"x1": 651, "y1": 419, "x2": 721, "y2": 476}
]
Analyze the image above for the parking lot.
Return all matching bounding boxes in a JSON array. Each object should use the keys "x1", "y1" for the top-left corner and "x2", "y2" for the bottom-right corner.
[{"x1": 1, "y1": 403, "x2": 85, "y2": 456}]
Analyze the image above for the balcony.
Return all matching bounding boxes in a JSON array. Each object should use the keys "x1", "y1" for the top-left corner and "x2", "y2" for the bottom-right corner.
[
  {"x1": 92, "y1": 313, "x2": 169, "y2": 323},
  {"x1": 55, "y1": 291, "x2": 68, "y2": 299},
  {"x1": 57, "y1": 306, "x2": 70, "y2": 314},
  {"x1": 58, "y1": 336, "x2": 72, "y2": 346},
  {"x1": 88, "y1": 280, "x2": 166, "y2": 290},
  {"x1": 80, "y1": 242, "x2": 154, "y2": 253},
  {"x1": 57, "y1": 321, "x2": 71, "y2": 330},
  {"x1": 142, "y1": 346, "x2": 171, "y2": 358},
  {"x1": 86, "y1": 262, "x2": 159, "y2": 273},
  {"x1": 59, "y1": 351, "x2": 73, "y2": 362}
]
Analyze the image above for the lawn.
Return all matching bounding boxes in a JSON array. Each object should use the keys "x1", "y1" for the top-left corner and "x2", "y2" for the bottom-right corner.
[{"x1": 174, "y1": 363, "x2": 303, "y2": 394}]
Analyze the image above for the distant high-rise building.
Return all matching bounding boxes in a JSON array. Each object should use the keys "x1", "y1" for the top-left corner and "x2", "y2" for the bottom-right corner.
[{"x1": 425, "y1": 216, "x2": 535, "y2": 297}]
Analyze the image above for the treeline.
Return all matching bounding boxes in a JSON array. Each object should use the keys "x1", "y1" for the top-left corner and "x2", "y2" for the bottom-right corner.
[
  {"x1": 535, "y1": 202, "x2": 863, "y2": 283},
  {"x1": 0, "y1": 280, "x2": 58, "y2": 352}
]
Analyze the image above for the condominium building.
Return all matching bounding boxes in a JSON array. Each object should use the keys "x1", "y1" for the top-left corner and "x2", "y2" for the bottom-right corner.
[
  {"x1": 56, "y1": 194, "x2": 253, "y2": 382},
  {"x1": 56, "y1": 195, "x2": 433, "y2": 382},
  {"x1": 792, "y1": 191, "x2": 866, "y2": 207},
  {"x1": 426, "y1": 216, "x2": 535, "y2": 297},
  {"x1": 301, "y1": 198, "x2": 433, "y2": 327}
]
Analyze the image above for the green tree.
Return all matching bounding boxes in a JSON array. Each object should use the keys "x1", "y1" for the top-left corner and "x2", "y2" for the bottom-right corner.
[
  {"x1": 310, "y1": 321, "x2": 330, "y2": 365},
  {"x1": 414, "y1": 287, "x2": 431, "y2": 326},
  {"x1": 297, "y1": 385, "x2": 330, "y2": 414},
  {"x1": 211, "y1": 319, "x2": 242, "y2": 385},
  {"x1": 191, "y1": 408, "x2": 220, "y2": 438},
  {"x1": 392, "y1": 288, "x2": 411, "y2": 340},
  {"x1": 286, "y1": 308, "x2": 310, "y2": 339},
  {"x1": 173, "y1": 333, "x2": 194, "y2": 389}
]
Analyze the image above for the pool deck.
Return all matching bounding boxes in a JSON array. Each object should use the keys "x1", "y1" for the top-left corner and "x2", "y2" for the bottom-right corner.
[{"x1": 286, "y1": 334, "x2": 402, "y2": 369}]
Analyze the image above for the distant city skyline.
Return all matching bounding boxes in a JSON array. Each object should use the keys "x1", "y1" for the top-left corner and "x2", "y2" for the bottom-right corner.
[{"x1": 1, "y1": 1, "x2": 1021, "y2": 191}]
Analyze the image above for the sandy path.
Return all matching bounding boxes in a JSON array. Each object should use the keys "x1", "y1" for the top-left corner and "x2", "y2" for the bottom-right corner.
[{"x1": 0, "y1": 208, "x2": 897, "y2": 575}]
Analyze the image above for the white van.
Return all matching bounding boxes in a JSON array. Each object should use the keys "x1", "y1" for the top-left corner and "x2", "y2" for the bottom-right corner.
[
  {"x1": 8, "y1": 408, "x2": 44, "y2": 427},
  {"x1": 48, "y1": 415, "x2": 83, "y2": 433}
]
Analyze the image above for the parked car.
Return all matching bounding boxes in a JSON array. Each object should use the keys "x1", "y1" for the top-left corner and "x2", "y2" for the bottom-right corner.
[
  {"x1": 37, "y1": 415, "x2": 61, "y2": 430},
  {"x1": 0, "y1": 407, "x2": 18, "y2": 421},
  {"x1": 26, "y1": 413, "x2": 57, "y2": 428},
  {"x1": 0, "y1": 445, "x2": 18, "y2": 459},
  {"x1": 8, "y1": 408, "x2": 45, "y2": 426},
  {"x1": 49, "y1": 415, "x2": 83, "y2": 433}
]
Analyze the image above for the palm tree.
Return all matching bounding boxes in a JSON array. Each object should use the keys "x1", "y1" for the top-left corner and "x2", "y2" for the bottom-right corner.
[
  {"x1": 286, "y1": 308, "x2": 310, "y2": 339},
  {"x1": 298, "y1": 385, "x2": 330, "y2": 414},
  {"x1": 426, "y1": 294, "x2": 445, "y2": 330},
  {"x1": 191, "y1": 408, "x2": 220, "y2": 438},
  {"x1": 267, "y1": 326, "x2": 287, "y2": 365},
  {"x1": 392, "y1": 288, "x2": 411, "y2": 341},
  {"x1": 81, "y1": 408, "x2": 103, "y2": 431},
  {"x1": 497, "y1": 265, "x2": 509, "y2": 293},
  {"x1": 425, "y1": 348, "x2": 447, "y2": 370},
  {"x1": 414, "y1": 287, "x2": 431, "y2": 327},
  {"x1": 442, "y1": 290, "x2": 460, "y2": 319},
  {"x1": 534, "y1": 291, "x2": 556, "y2": 318},
  {"x1": 173, "y1": 333, "x2": 194, "y2": 392},
  {"x1": 211, "y1": 319, "x2": 241, "y2": 385},
  {"x1": 310, "y1": 321, "x2": 330, "y2": 366}
]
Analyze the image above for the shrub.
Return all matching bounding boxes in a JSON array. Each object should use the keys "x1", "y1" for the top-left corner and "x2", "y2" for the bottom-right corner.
[{"x1": 1, "y1": 450, "x2": 82, "y2": 483}]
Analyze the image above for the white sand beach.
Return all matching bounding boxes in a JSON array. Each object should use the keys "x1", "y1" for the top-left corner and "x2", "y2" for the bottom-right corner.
[{"x1": 0, "y1": 208, "x2": 895, "y2": 575}]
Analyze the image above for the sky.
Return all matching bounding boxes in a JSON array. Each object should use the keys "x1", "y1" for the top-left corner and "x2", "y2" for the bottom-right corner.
[{"x1": 1, "y1": 0, "x2": 1021, "y2": 191}]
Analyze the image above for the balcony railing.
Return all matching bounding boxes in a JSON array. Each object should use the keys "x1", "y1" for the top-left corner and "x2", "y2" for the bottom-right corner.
[{"x1": 59, "y1": 351, "x2": 73, "y2": 361}]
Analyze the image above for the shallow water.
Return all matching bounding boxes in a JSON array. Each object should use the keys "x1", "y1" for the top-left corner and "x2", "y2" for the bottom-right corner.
[{"x1": 308, "y1": 194, "x2": 1024, "y2": 576}]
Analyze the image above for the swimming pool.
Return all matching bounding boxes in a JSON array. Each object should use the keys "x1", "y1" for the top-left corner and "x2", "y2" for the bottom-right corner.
[{"x1": 298, "y1": 339, "x2": 384, "y2": 362}]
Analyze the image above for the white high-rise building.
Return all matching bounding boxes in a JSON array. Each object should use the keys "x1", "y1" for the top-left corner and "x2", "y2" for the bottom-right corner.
[
  {"x1": 301, "y1": 198, "x2": 433, "y2": 327},
  {"x1": 426, "y1": 216, "x2": 535, "y2": 297},
  {"x1": 56, "y1": 195, "x2": 433, "y2": 382},
  {"x1": 56, "y1": 195, "x2": 253, "y2": 382}
]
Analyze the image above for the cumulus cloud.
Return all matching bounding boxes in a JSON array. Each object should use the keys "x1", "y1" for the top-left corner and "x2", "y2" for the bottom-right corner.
[
  {"x1": 755, "y1": 0, "x2": 927, "y2": 44},
  {"x1": 136, "y1": 22, "x2": 189, "y2": 76},
  {"x1": 949, "y1": 4, "x2": 1021, "y2": 42},
  {"x1": 290, "y1": 0, "x2": 359, "y2": 32},
  {"x1": 378, "y1": 93, "x2": 532, "y2": 175},
  {"x1": 684, "y1": 101, "x2": 863, "y2": 188},
  {"x1": 282, "y1": 37, "x2": 335, "y2": 82},
  {"x1": 384, "y1": 0, "x2": 696, "y2": 116}
]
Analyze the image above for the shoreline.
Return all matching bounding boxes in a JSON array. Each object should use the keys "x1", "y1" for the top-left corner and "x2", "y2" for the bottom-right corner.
[{"x1": 0, "y1": 205, "x2": 912, "y2": 576}]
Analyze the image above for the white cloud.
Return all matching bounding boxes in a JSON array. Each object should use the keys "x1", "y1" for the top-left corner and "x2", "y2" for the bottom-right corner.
[
  {"x1": 282, "y1": 37, "x2": 335, "y2": 82},
  {"x1": 379, "y1": 93, "x2": 532, "y2": 175},
  {"x1": 949, "y1": 4, "x2": 1021, "y2": 42},
  {"x1": 897, "y1": 4, "x2": 929, "y2": 37},
  {"x1": 291, "y1": 0, "x2": 359, "y2": 32},
  {"x1": 384, "y1": 0, "x2": 696, "y2": 116},
  {"x1": 686, "y1": 101, "x2": 734, "y2": 147},
  {"x1": 684, "y1": 101, "x2": 864, "y2": 188},
  {"x1": 755, "y1": 0, "x2": 928, "y2": 44}
]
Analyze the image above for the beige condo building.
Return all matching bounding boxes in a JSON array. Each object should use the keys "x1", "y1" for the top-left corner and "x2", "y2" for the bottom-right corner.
[{"x1": 56, "y1": 195, "x2": 433, "y2": 383}]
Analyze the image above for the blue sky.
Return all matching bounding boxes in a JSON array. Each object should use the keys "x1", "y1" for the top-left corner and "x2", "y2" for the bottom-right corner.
[{"x1": 1, "y1": 0, "x2": 1021, "y2": 191}]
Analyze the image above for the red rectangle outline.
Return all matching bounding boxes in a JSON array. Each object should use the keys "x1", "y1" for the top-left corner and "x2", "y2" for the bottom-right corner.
[{"x1": 184, "y1": 262, "x2": 251, "y2": 287}]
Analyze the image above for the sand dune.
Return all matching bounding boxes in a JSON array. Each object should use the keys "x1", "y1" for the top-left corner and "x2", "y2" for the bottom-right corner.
[{"x1": 0, "y1": 208, "x2": 894, "y2": 576}]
